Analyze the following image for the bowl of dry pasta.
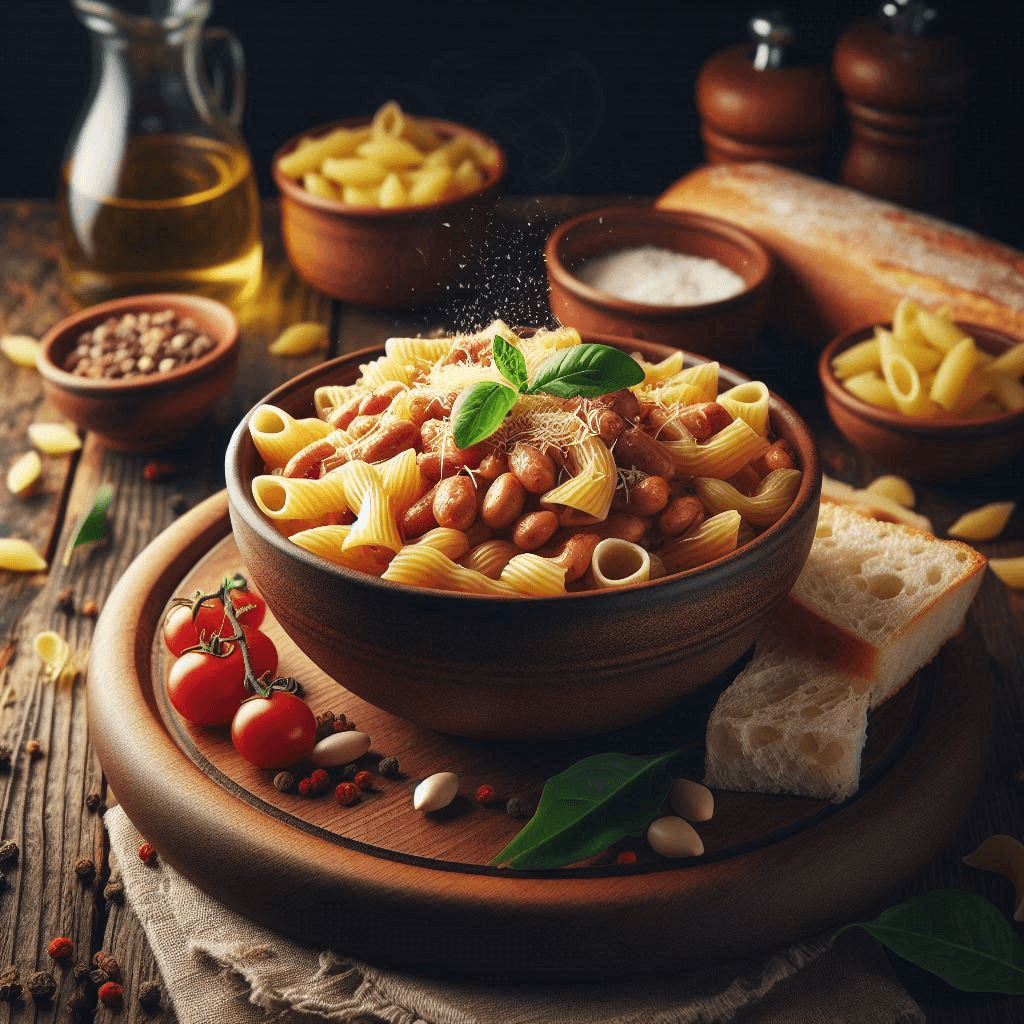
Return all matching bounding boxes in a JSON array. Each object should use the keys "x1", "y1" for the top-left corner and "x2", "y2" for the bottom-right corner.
[
  {"x1": 272, "y1": 101, "x2": 505, "y2": 307},
  {"x1": 225, "y1": 323, "x2": 821, "y2": 740},
  {"x1": 819, "y1": 299, "x2": 1024, "y2": 480}
]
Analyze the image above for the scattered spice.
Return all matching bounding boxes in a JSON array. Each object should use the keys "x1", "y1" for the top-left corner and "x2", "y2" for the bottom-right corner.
[
  {"x1": 72, "y1": 961, "x2": 91, "y2": 984},
  {"x1": 297, "y1": 777, "x2": 312, "y2": 797},
  {"x1": 352, "y1": 770, "x2": 373, "y2": 791},
  {"x1": 615, "y1": 850, "x2": 639, "y2": 865},
  {"x1": 80, "y1": 598, "x2": 100, "y2": 618},
  {"x1": 63, "y1": 309, "x2": 215, "y2": 379},
  {"x1": 308, "y1": 768, "x2": 331, "y2": 795},
  {"x1": 138, "y1": 842, "x2": 158, "y2": 865},
  {"x1": 505, "y1": 795, "x2": 537, "y2": 819},
  {"x1": 273, "y1": 771, "x2": 295, "y2": 793},
  {"x1": 47, "y1": 936, "x2": 74, "y2": 960},
  {"x1": 25, "y1": 738, "x2": 43, "y2": 758},
  {"x1": 56, "y1": 585, "x2": 75, "y2": 614},
  {"x1": 74, "y1": 857, "x2": 96, "y2": 882},
  {"x1": 474, "y1": 783, "x2": 496, "y2": 805},
  {"x1": 377, "y1": 755, "x2": 400, "y2": 779},
  {"x1": 27, "y1": 969, "x2": 57, "y2": 1002},
  {"x1": 142, "y1": 460, "x2": 176, "y2": 482},
  {"x1": 90, "y1": 968, "x2": 109, "y2": 988},
  {"x1": 0, "y1": 840, "x2": 19, "y2": 867},
  {"x1": 92, "y1": 951, "x2": 120, "y2": 979},
  {"x1": 98, "y1": 980, "x2": 124, "y2": 1007},
  {"x1": 103, "y1": 879, "x2": 125, "y2": 903},
  {"x1": 85, "y1": 792, "x2": 102, "y2": 813},
  {"x1": 0, "y1": 966, "x2": 21, "y2": 1001},
  {"x1": 138, "y1": 978, "x2": 163, "y2": 1011},
  {"x1": 335, "y1": 781, "x2": 359, "y2": 806},
  {"x1": 341, "y1": 763, "x2": 360, "y2": 782}
]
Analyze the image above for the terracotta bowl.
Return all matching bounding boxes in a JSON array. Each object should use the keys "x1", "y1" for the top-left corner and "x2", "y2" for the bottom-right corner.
[
  {"x1": 37, "y1": 293, "x2": 239, "y2": 454},
  {"x1": 273, "y1": 117, "x2": 506, "y2": 307},
  {"x1": 819, "y1": 321, "x2": 1024, "y2": 481},
  {"x1": 225, "y1": 334, "x2": 821, "y2": 741},
  {"x1": 544, "y1": 206, "x2": 773, "y2": 366}
]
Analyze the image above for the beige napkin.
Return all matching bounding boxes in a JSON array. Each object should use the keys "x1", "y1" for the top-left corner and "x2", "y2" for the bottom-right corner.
[{"x1": 105, "y1": 806, "x2": 924, "y2": 1024}]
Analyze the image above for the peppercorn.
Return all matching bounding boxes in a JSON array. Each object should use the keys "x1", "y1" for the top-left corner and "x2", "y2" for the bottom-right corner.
[
  {"x1": 92, "y1": 951, "x2": 121, "y2": 980},
  {"x1": 297, "y1": 777, "x2": 312, "y2": 797},
  {"x1": 0, "y1": 747, "x2": 10, "y2": 771},
  {"x1": 0, "y1": 965, "x2": 21, "y2": 1001},
  {"x1": 273, "y1": 770, "x2": 295, "y2": 793},
  {"x1": 85, "y1": 792, "x2": 102, "y2": 812},
  {"x1": 0, "y1": 839, "x2": 19, "y2": 867},
  {"x1": 615, "y1": 850, "x2": 639, "y2": 865},
  {"x1": 72, "y1": 961, "x2": 91, "y2": 984},
  {"x1": 143, "y1": 461, "x2": 176, "y2": 482},
  {"x1": 138, "y1": 841, "x2": 158, "y2": 865},
  {"x1": 138, "y1": 978, "x2": 163, "y2": 1011},
  {"x1": 103, "y1": 879, "x2": 125, "y2": 903},
  {"x1": 474, "y1": 783, "x2": 496, "y2": 805},
  {"x1": 505, "y1": 795, "x2": 537, "y2": 819},
  {"x1": 80, "y1": 598, "x2": 100, "y2": 618},
  {"x1": 25, "y1": 738, "x2": 42, "y2": 758},
  {"x1": 98, "y1": 980, "x2": 124, "y2": 1007},
  {"x1": 309, "y1": 768, "x2": 331, "y2": 795},
  {"x1": 335, "y1": 781, "x2": 359, "y2": 806},
  {"x1": 56, "y1": 585, "x2": 75, "y2": 614},
  {"x1": 27, "y1": 969, "x2": 57, "y2": 1002},
  {"x1": 89, "y1": 968, "x2": 109, "y2": 988},
  {"x1": 47, "y1": 936, "x2": 74, "y2": 960},
  {"x1": 377, "y1": 755, "x2": 400, "y2": 778},
  {"x1": 315, "y1": 710, "x2": 339, "y2": 740},
  {"x1": 353, "y1": 770, "x2": 373, "y2": 791},
  {"x1": 333, "y1": 717, "x2": 354, "y2": 732},
  {"x1": 74, "y1": 857, "x2": 96, "y2": 882}
]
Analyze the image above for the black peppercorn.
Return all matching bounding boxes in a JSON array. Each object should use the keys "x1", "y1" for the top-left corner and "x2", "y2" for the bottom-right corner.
[
  {"x1": 74, "y1": 857, "x2": 96, "y2": 882},
  {"x1": 377, "y1": 755, "x2": 400, "y2": 778},
  {"x1": 138, "y1": 978, "x2": 163, "y2": 1011},
  {"x1": 27, "y1": 969, "x2": 57, "y2": 1002},
  {"x1": 72, "y1": 961, "x2": 91, "y2": 984},
  {"x1": 505, "y1": 795, "x2": 538, "y2": 819},
  {"x1": 0, "y1": 966, "x2": 21, "y2": 1001},
  {"x1": 85, "y1": 792, "x2": 102, "y2": 812},
  {"x1": 92, "y1": 951, "x2": 120, "y2": 980},
  {"x1": 0, "y1": 840, "x2": 18, "y2": 867},
  {"x1": 103, "y1": 879, "x2": 125, "y2": 903},
  {"x1": 272, "y1": 771, "x2": 295, "y2": 793}
]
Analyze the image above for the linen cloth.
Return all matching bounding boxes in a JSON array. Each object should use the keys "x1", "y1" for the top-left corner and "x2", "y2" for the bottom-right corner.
[{"x1": 106, "y1": 806, "x2": 924, "y2": 1024}]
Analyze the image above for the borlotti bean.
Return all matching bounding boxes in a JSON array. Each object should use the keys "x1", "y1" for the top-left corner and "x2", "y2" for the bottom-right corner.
[
  {"x1": 413, "y1": 771, "x2": 459, "y2": 812},
  {"x1": 669, "y1": 778, "x2": 715, "y2": 822},
  {"x1": 646, "y1": 815, "x2": 705, "y2": 858},
  {"x1": 309, "y1": 730, "x2": 371, "y2": 767}
]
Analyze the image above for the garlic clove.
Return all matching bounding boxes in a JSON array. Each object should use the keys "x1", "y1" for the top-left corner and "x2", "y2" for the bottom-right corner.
[
  {"x1": 27, "y1": 422, "x2": 82, "y2": 456},
  {"x1": 309, "y1": 730, "x2": 371, "y2": 767},
  {"x1": 0, "y1": 334, "x2": 41, "y2": 368},
  {"x1": 669, "y1": 778, "x2": 715, "y2": 822},
  {"x1": 646, "y1": 815, "x2": 704, "y2": 859},
  {"x1": 413, "y1": 771, "x2": 459, "y2": 812}
]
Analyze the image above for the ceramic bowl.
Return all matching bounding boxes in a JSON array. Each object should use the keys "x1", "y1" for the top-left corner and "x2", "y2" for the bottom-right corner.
[
  {"x1": 819, "y1": 321, "x2": 1024, "y2": 480},
  {"x1": 225, "y1": 333, "x2": 821, "y2": 741},
  {"x1": 273, "y1": 117, "x2": 506, "y2": 307},
  {"x1": 544, "y1": 206, "x2": 773, "y2": 365},
  {"x1": 36, "y1": 293, "x2": 239, "y2": 454}
]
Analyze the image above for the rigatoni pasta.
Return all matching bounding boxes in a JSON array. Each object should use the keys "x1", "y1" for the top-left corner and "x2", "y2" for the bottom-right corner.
[{"x1": 248, "y1": 322, "x2": 803, "y2": 595}]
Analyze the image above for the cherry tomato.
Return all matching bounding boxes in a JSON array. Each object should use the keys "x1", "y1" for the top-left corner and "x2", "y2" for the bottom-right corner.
[
  {"x1": 166, "y1": 626, "x2": 278, "y2": 726},
  {"x1": 162, "y1": 584, "x2": 267, "y2": 657},
  {"x1": 231, "y1": 691, "x2": 317, "y2": 769}
]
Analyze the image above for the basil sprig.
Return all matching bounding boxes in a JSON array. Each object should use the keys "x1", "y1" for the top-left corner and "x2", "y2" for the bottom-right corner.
[{"x1": 450, "y1": 336, "x2": 644, "y2": 448}]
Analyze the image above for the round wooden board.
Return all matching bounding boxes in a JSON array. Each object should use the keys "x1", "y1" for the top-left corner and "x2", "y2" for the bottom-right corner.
[{"x1": 88, "y1": 490, "x2": 991, "y2": 980}]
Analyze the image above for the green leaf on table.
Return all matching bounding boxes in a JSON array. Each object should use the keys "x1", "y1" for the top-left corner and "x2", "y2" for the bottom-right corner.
[
  {"x1": 491, "y1": 749, "x2": 679, "y2": 870},
  {"x1": 837, "y1": 888, "x2": 1024, "y2": 994},
  {"x1": 450, "y1": 381, "x2": 518, "y2": 449},
  {"x1": 527, "y1": 343, "x2": 645, "y2": 399},
  {"x1": 492, "y1": 333, "x2": 529, "y2": 393},
  {"x1": 62, "y1": 483, "x2": 114, "y2": 566}
]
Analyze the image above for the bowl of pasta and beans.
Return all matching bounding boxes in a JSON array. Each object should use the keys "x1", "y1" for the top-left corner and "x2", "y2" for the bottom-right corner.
[{"x1": 225, "y1": 324, "x2": 821, "y2": 740}]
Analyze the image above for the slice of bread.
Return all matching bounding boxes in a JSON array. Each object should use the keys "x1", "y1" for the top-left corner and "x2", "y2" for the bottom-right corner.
[
  {"x1": 778, "y1": 500, "x2": 987, "y2": 708},
  {"x1": 704, "y1": 499, "x2": 986, "y2": 803},
  {"x1": 705, "y1": 632, "x2": 871, "y2": 803}
]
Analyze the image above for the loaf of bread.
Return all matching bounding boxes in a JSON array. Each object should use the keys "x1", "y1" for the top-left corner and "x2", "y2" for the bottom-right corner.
[
  {"x1": 704, "y1": 500, "x2": 986, "y2": 802},
  {"x1": 657, "y1": 163, "x2": 1024, "y2": 347}
]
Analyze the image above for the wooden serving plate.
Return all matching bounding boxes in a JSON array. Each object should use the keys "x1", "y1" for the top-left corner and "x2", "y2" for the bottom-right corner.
[{"x1": 88, "y1": 491, "x2": 991, "y2": 980}]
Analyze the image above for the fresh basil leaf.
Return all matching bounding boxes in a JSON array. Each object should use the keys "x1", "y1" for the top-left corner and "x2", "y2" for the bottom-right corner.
[
  {"x1": 837, "y1": 889, "x2": 1024, "y2": 994},
  {"x1": 62, "y1": 483, "x2": 114, "y2": 566},
  {"x1": 491, "y1": 749, "x2": 679, "y2": 870},
  {"x1": 492, "y1": 334, "x2": 529, "y2": 393},
  {"x1": 450, "y1": 381, "x2": 518, "y2": 448},
  {"x1": 528, "y1": 343, "x2": 645, "y2": 399}
]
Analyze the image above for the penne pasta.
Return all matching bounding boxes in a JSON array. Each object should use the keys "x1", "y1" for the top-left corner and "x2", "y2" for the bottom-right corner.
[
  {"x1": 499, "y1": 553, "x2": 566, "y2": 596},
  {"x1": 659, "y1": 511, "x2": 742, "y2": 574},
  {"x1": 929, "y1": 335, "x2": 979, "y2": 411},
  {"x1": 249, "y1": 404, "x2": 335, "y2": 469},
  {"x1": 695, "y1": 468, "x2": 802, "y2": 528},
  {"x1": 988, "y1": 556, "x2": 1024, "y2": 589},
  {"x1": 667, "y1": 417, "x2": 770, "y2": 480},
  {"x1": 863, "y1": 474, "x2": 915, "y2": 509},
  {"x1": 0, "y1": 537, "x2": 48, "y2": 572},
  {"x1": 946, "y1": 501, "x2": 1015, "y2": 541},
  {"x1": 717, "y1": 381, "x2": 770, "y2": 436},
  {"x1": 252, "y1": 473, "x2": 349, "y2": 521}
]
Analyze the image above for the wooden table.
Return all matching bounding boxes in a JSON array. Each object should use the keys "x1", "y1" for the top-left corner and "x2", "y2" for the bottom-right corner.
[{"x1": 0, "y1": 197, "x2": 1022, "y2": 1022}]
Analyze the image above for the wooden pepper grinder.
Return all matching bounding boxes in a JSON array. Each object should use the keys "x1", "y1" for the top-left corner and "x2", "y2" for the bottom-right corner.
[
  {"x1": 833, "y1": 0, "x2": 969, "y2": 213},
  {"x1": 695, "y1": 10, "x2": 836, "y2": 173}
]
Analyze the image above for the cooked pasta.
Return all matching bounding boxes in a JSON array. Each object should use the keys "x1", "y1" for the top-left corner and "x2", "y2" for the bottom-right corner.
[
  {"x1": 248, "y1": 321, "x2": 803, "y2": 595},
  {"x1": 946, "y1": 501, "x2": 1015, "y2": 541},
  {"x1": 863, "y1": 474, "x2": 916, "y2": 509},
  {"x1": 0, "y1": 537, "x2": 48, "y2": 572},
  {"x1": 988, "y1": 556, "x2": 1024, "y2": 589}
]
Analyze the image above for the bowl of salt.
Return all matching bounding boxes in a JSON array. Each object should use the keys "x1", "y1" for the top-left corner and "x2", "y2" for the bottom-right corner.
[{"x1": 544, "y1": 204, "x2": 773, "y2": 365}]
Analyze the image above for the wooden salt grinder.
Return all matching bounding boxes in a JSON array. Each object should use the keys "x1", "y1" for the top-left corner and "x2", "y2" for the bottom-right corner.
[
  {"x1": 695, "y1": 11, "x2": 836, "y2": 173},
  {"x1": 833, "y1": 0, "x2": 969, "y2": 212}
]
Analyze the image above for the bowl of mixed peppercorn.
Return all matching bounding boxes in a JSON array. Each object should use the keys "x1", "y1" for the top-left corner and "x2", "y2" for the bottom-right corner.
[{"x1": 37, "y1": 293, "x2": 240, "y2": 453}]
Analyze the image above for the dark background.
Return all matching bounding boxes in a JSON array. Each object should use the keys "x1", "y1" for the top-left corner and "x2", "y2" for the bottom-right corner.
[{"x1": 2, "y1": 0, "x2": 1022, "y2": 246}]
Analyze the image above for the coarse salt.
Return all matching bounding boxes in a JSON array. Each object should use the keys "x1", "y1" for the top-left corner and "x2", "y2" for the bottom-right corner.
[{"x1": 575, "y1": 245, "x2": 746, "y2": 306}]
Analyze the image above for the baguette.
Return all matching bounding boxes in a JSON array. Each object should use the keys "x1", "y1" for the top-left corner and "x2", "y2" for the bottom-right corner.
[
  {"x1": 704, "y1": 501, "x2": 986, "y2": 803},
  {"x1": 657, "y1": 163, "x2": 1024, "y2": 347}
]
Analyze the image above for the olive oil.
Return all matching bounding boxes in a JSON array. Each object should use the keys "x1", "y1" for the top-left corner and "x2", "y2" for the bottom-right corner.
[{"x1": 57, "y1": 134, "x2": 262, "y2": 306}]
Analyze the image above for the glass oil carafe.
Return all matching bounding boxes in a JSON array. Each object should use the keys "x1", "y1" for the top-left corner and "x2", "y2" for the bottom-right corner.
[{"x1": 57, "y1": 0, "x2": 262, "y2": 306}]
